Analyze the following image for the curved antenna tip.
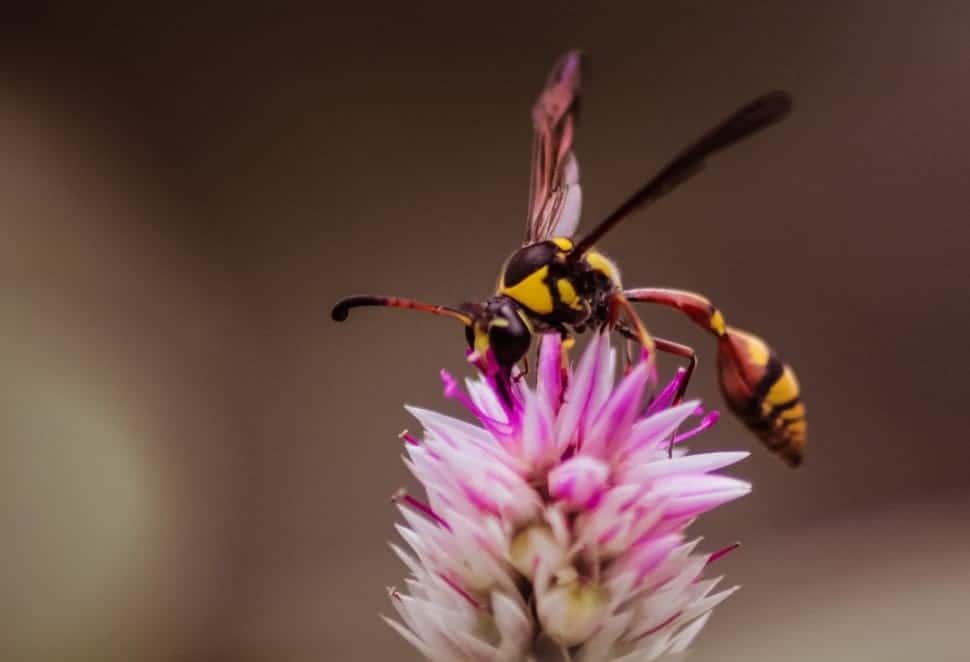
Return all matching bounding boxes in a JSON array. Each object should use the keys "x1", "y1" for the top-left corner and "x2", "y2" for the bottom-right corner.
[
  {"x1": 331, "y1": 302, "x2": 350, "y2": 322},
  {"x1": 760, "y1": 90, "x2": 794, "y2": 118}
]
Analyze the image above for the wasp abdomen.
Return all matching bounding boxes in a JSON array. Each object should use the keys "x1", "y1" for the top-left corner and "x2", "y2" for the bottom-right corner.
[{"x1": 717, "y1": 328, "x2": 806, "y2": 467}]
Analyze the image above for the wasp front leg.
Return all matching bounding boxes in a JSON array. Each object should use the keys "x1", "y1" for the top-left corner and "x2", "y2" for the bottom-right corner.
[{"x1": 624, "y1": 287, "x2": 806, "y2": 467}]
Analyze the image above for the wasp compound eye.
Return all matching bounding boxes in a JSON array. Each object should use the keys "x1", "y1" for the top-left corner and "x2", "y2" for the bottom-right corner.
[{"x1": 488, "y1": 313, "x2": 531, "y2": 368}]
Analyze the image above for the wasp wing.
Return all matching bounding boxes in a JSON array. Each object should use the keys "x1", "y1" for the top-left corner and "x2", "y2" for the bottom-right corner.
[{"x1": 526, "y1": 50, "x2": 584, "y2": 244}]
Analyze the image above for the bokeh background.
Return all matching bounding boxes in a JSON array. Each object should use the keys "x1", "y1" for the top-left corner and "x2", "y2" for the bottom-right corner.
[{"x1": 3, "y1": 3, "x2": 969, "y2": 661}]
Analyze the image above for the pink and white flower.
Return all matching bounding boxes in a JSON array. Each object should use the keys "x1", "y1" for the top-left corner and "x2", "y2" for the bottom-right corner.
[{"x1": 385, "y1": 333, "x2": 749, "y2": 661}]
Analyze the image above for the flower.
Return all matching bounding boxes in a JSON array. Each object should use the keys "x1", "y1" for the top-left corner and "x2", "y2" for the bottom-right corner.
[{"x1": 385, "y1": 333, "x2": 750, "y2": 661}]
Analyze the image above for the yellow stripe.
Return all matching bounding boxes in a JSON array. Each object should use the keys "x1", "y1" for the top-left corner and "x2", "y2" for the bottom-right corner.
[
  {"x1": 584, "y1": 251, "x2": 621, "y2": 287},
  {"x1": 710, "y1": 310, "x2": 726, "y2": 336},
  {"x1": 499, "y1": 265, "x2": 554, "y2": 314},
  {"x1": 551, "y1": 237, "x2": 574, "y2": 251},
  {"x1": 766, "y1": 366, "x2": 800, "y2": 405},
  {"x1": 779, "y1": 402, "x2": 806, "y2": 421},
  {"x1": 736, "y1": 331, "x2": 769, "y2": 367},
  {"x1": 556, "y1": 278, "x2": 584, "y2": 311},
  {"x1": 473, "y1": 326, "x2": 490, "y2": 355}
]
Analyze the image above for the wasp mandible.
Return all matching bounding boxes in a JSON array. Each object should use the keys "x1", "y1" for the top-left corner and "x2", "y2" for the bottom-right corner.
[{"x1": 332, "y1": 51, "x2": 806, "y2": 467}]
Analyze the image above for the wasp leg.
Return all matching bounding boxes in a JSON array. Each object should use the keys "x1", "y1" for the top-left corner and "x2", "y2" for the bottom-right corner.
[
  {"x1": 623, "y1": 335, "x2": 636, "y2": 374},
  {"x1": 614, "y1": 322, "x2": 696, "y2": 397},
  {"x1": 655, "y1": 337, "x2": 697, "y2": 404},
  {"x1": 615, "y1": 322, "x2": 698, "y2": 456},
  {"x1": 513, "y1": 355, "x2": 530, "y2": 383},
  {"x1": 652, "y1": 337, "x2": 697, "y2": 457},
  {"x1": 612, "y1": 320, "x2": 636, "y2": 373},
  {"x1": 608, "y1": 292, "x2": 656, "y2": 367}
]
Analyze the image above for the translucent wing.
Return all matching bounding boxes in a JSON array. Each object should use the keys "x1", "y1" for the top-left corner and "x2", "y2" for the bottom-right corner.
[{"x1": 526, "y1": 50, "x2": 584, "y2": 244}]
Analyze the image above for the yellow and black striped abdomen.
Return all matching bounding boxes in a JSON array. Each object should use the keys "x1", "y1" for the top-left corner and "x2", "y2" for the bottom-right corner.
[{"x1": 717, "y1": 328, "x2": 806, "y2": 467}]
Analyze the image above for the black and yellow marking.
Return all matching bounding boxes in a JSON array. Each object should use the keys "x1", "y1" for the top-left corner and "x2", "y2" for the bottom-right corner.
[
  {"x1": 583, "y1": 249, "x2": 622, "y2": 287},
  {"x1": 726, "y1": 335, "x2": 806, "y2": 467},
  {"x1": 498, "y1": 238, "x2": 593, "y2": 325}
]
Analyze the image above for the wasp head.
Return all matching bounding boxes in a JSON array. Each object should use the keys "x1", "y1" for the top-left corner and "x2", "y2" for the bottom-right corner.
[{"x1": 461, "y1": 297, "x2": 533, "y2": 369}]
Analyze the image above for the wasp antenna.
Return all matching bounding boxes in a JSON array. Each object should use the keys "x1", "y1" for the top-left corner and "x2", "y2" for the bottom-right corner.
[
  {"x1": 571, "y1": 91, "x2": 793, "y2": 257},
  {"x1": 331, "y1": 295, "x2": 472, "y2": 325}
]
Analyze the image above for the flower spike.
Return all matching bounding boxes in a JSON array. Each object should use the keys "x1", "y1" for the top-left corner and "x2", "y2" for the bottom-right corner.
[{"x1": 386, "y1": 333, "x2": 749, "y2": 660}]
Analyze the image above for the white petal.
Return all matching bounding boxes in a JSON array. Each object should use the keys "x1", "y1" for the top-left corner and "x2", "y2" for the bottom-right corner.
[
  {"x1": 667, "y1": 611, "x2": 712, "y2": 654},
  {"x1": 492, "y1": 591, "x2": 533, "y2": 662},
  {"x1": 382, "y1": 615, "x2": 445, "y2": 662},
  {"x1": 624, "y1": 451, "x2": 749, "y2": 482},
  {"x1": 389, "y1": 542, "x2": 422, "y2": 579},
  {"x1": 663, "y1": 486, "x2": 751, "y2": 519},
  {"x1": 606, "y1": 533, "x2": 682, "y2": 585},
  {"x1": 620, "y1": 401, "x2": 699, "y2": 468},
  {"x1": 686, "y1": 576, "x2": 724, "y2": 602},
  {"x1": 519, "y1": 385, "x2": 556, "y2": 470},
  {"x1": 575, "y1": 610, "x2": 632, "y2": 662},
  {"x1": 548, "y1": 455, "x2": 609, "y2": 510},
  {"x1": 465, "y1": 376, "x2": 509, "y2": 424},
  {"x1": 395, "y1": 595, "x2": 469, "y2": 660},
  {"x1": 680, "y1": 585, "x2": 739, "y2": 623},
  {"x1": 544, "y1": 505, "x2": 571, "y2": 549},
  {"x1": 407, "y1": 405, "x2": 524, "y2": 473},
  {"x1": 556, "y1": 333, "x2": 608, "y2": 449},
  {"x1": 537, "y1": 333, "x2": 564, "y2": 414},
  {"x1": 584, "y1": 346, "x2": 616, "y2": 435},
  {"x1": 583, "y1": 359, "x2": 649, "y2": 458},
  {"x1": 626, "y1": 586, "x2": 691, "y2": 640},
  {"x1": 604, "y1": 569, "x2": 638, "y2": 610},
  {"x1": 452, "y1": 629, "x2": 501, "y2": 660},
  {"x1": 652, "y1": 473, "x2": 751, "y2": 498}
]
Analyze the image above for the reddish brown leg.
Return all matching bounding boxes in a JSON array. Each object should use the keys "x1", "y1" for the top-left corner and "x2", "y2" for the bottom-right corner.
[
  {"x1": 623, "y1": 336, "x2": 636, "y2": 374},
  {"x1": 615, "y1": 322, "x2": 697, "y2": 400},
  {"x1": 615, "y1": 322, "x2": 697, "y2": 457},
  {"x1": 654, "y1": 338, "x2": 697, "y2": 405},
  {"x1": 654, "y1": 337, "x2": 698, "y2": 458},
  {"x1": 608, "y1": 292, "x2": 657, "y2": 362},
  {"x1": 513, "y1": 355, "x2": 530, "y2": 383}
]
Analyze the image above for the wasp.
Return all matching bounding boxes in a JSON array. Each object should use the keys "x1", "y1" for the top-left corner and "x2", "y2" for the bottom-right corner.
[{"x1": 332, "y1": 52, "x2": 806, "y2": 467}]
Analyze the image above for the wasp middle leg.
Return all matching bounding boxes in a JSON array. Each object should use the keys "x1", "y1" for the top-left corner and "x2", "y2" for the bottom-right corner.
[
  {"x1": 607, "y1": 292, "x2": 656, "y2": 363},
  {"x1": 614, "y1": 321, "x2": 698, "y2": 457},
  {"x1": 614, "y1": 321, "x2": 696, "y2": 403}
]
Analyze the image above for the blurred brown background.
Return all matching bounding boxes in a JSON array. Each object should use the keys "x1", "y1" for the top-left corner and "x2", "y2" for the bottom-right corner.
[{"x1": 2, "y1": 3, "x2": 969, "y2": 661}]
